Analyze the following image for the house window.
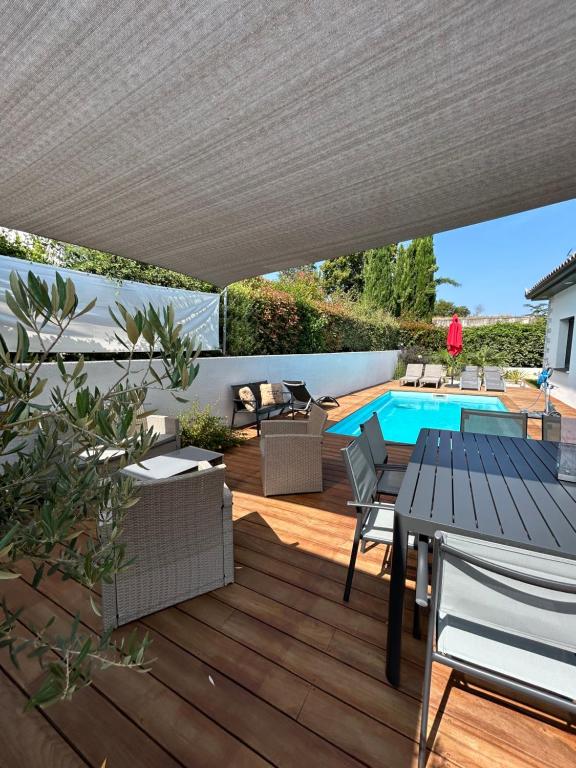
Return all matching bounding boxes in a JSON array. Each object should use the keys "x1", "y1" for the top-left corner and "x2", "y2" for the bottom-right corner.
[{"x1": 557, "y1": 316, "x2": 575, "y2": 370}]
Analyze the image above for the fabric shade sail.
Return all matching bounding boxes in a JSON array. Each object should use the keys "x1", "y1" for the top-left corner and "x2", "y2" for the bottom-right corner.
[
  {"x1": 0, "y1": 256, "x2": 220, "y2": 353},
  {"x1": 1, "y1": 2, "x2": 576, "y2": 286},
  {"x1": 446, "y1": 315, "x2": 463, "y2": 357}
]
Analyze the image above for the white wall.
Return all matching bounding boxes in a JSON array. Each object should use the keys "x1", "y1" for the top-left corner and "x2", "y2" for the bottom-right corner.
[
  {"x1": 543, "y1": 285, "x2": 576, "y2": 408},
  {"x1": 37, "y1": 351, "x2": 399, "y2": 422}
]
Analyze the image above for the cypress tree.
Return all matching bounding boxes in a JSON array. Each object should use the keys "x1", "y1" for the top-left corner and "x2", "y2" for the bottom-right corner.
[
  {"x1": 362, "y1": 244, "x2": 397, "y2": 314},
  {"x1": 412, "y1": 236, "x2": 437, "y2": 320},
  {"x1": 394, "y1": 242, "x2": 417, "y2": 317}
]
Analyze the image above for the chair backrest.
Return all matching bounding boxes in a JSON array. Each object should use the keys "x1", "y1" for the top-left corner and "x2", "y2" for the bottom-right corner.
[
  {"x1": 483, "y1": 366, "x2": 502, "y2": 374},
  {"x1": 341, "y1": 432, "x2": 378, "y2": 506},
  {"x1": 360, "y1": 412, "x2": 388, "y2": 466},
  {"x1": 308, "y1": 403, "x2": 328, "y2": 434},
  {"x1": 231, "y1": 381, "x2": 268, "y2": 409},
  {"x1": 423, "y1": 364, "x2": 443, "y2": 377},
  {"x1": 463, "y1": 365, "x2": 479, "y2": 374},
  {"x1": 404, "y1": 363, "x2": 423, "y2": 377},
  {"x1": 282, "y1": 380, "x2": 312, "y2": 403},
  {"x1": 542, "y1": 412, "x2": 562, "y2": 442},
  {"x1": 434, "y1": 532, "x2": 576, "y2": 659},
  {"x1": 460, "y1": 409, "x2": 527, "y2": 438}
]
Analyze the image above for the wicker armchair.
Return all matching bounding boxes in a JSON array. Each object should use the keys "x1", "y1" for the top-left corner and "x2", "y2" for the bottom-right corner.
[
  {"x1": 260, "y1": 404, "x2": 327, "y2": 496},
  {"x1": 100, "y1": 462, "x2": 233, "y2": 630},
  {"x1": 142, "y1": 414, "x2": 180, "y2": 458}
]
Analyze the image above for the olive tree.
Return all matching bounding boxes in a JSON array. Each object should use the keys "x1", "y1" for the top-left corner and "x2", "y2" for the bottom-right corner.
[{"x1": 0, "y1": 269, "x2": 199, "y2": 707}]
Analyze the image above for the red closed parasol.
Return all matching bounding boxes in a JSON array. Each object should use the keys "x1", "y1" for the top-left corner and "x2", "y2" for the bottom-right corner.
[{"x1": 446, "y1": 314, "x2": 463, "y2": 357}]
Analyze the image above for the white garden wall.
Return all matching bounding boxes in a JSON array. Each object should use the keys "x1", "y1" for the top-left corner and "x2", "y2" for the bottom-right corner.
[{"x1": 38, "y1": 351, "x2": 399, "y2": 423}]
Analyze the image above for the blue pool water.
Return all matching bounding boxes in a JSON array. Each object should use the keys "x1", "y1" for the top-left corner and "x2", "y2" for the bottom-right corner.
[{"x1": 327, "y1": 391, "x2": 507, "y2": 443}]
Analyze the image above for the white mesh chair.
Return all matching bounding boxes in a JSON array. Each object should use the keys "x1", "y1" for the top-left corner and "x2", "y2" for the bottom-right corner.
[
  {"x1": 360, "y1": 412, "x2": 407, "y2": 487},
  {"x1": 100, "y1": 462, "x2": 233, "y2": 630},
  {"x1": 460, "y1": 408, "x2": 527, "y2": 437},
  {"x1": 418, "y1": 533, "x2": 576, "y2": 767}
]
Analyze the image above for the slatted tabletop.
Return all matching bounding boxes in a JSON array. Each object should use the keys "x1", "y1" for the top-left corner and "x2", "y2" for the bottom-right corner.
[
  {"x1": 386, "y1": 428, "x2": 576, "y2": 686},
  {"x1": 395, "y1": 428, "x2": 576, "y2": 556}
]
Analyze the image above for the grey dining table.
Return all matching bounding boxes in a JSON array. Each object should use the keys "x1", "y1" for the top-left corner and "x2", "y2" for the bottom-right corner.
[{"x1": 386, "y1": 427, "x2": 576, "y2": 686}]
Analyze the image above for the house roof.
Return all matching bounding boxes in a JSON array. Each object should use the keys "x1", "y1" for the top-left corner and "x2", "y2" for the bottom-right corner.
[
  {"x1": 2, "y1": 2, "x2": 576, "y2": 286},
  {"x1": 525, "y1": 250, "x2": 576, "y2": 300}
]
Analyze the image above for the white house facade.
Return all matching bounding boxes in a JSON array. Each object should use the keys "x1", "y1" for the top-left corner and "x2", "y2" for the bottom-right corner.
[{"x1": 527, "y1": 250, "x2": 576, "y2": 408}]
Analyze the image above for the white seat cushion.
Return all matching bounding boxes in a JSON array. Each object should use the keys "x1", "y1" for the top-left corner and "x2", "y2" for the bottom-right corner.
[
  {"x1": 362, "y1": 505, "x2": 414, "y2": 547},
  {"x1": 438, "y1": 617, "x2": 576, "y2": 700},
  {"x1": 437, "y1": 534, "x2": 576, "y2": 700}
]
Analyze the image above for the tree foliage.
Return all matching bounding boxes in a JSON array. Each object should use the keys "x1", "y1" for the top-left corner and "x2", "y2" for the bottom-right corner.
[
  {"x1": 0, "y1": 230, "x2": 217, "y2": 293},
  {"x1": 394, "y1": 242, "x2": 417, "y2": 317},
  {"x1": 434, "y1": 299, "x2": 470, "y2": 317},
  {"x1": 363, "y1": 245, "x2": 396, "y2": 314},
  {"x1": 321, "y1": 253, "x2": 365, "y2": 298},
  {"x1": 0, "y1": 269, "x2": 200, "y2": 708}
]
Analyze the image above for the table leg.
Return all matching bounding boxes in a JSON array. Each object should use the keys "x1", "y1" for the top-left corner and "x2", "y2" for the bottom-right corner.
[{"x1": 386, "y1": 514, "x2": 408, "y2": 686}]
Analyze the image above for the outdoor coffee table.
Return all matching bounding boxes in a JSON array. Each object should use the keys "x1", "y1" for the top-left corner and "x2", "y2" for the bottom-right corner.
[
  {"x1": 165, "y1": 445, "x2": 224, "y2": 466},
  {"x1": 387, "y1": 427, "x2": 576, "y2": 686},
  {"x1": 121, "y1": 445, "x2": 224, "y2": 483}
]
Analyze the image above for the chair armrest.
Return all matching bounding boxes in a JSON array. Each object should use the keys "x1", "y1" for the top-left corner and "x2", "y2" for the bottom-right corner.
[
  {"x1": 261, "y1": 420, "x2": 308, "y2": 436},
  {"x1": 346, "y1": 500, "x2": 395, "y2": 510},
  {"x1": 145, "y1": 414, "x2": 179, "y2": 437},
  {"x1": 382, "y1": 463, "x2": 407, "y2": 471},
  {"x1": 415, "y1": 536, "x2": 430, "y2": 607}
]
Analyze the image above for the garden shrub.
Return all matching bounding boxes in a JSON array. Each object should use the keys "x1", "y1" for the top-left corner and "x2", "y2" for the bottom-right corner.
[
  {"x1": 180, "y1": 403, "x2": 246, "y2": 451},
  {"x1": 226, "y1": 280, "x2": 545, "y2": 367}
]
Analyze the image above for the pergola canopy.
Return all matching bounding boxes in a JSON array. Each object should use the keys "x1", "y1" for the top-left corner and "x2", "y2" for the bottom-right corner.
[{"x1": 2, "y1": 2, "x2": 576, "y2": 287}]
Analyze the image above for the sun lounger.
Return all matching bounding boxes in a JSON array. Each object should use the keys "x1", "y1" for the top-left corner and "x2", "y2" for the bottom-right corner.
[
  {"x1": 484, "y1": 366, "x2": 506, "y2": 392},
  {"x1": 460, "y1": 365, "x2": 481, "y2": 391},
  {"x1": 418, "y1": 364, "x2": 444, "y2": 388},
  {"x1": 399, "y1": 363, "x2": 423, "y2": 386}
]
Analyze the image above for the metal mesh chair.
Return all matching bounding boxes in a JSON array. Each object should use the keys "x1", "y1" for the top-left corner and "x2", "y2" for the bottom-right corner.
[
  {"x1": 460, "y1": 409, "x2": 527, "y2": 438},
  {"x1": 418, "y1": 532, "x2": 576, "y2": 767},
  {"x1": 360, "y1": 412, "x2": 407, "y2": 482},
  {"x1": 542, "y1": 412, "x2": 562, "y2": 442},
  {"x1": 342, "y1": 432, "x2": 415, "y2": 598}
]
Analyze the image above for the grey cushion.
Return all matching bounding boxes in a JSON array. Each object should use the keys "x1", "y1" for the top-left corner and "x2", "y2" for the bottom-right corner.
[
  {"x1": 376, "y1": 469, "x2": 405, "y2": 497},
  {"x1": 437, "y1": 534, "x2": 576, "y2": 700},
  {"x1": 362, "y1": 504, "x2": 414, "y2": 547}
]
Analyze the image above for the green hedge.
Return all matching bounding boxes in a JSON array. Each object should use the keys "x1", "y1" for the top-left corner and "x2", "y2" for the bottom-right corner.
[
  {"x1": 462, "y1": 321, "x2": 546, "y2": 367},
  {"x1": 226, "y1": 281, "x2": 545, "y2": 366}
]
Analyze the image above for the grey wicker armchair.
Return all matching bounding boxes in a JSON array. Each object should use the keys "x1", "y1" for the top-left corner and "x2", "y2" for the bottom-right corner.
[
  {"x1": 260, "y1": 404, "x2": 327, "y2": 496},
  {"x1": 141, "y1": 413, "x2": 181, "y2": 458},
  {"x1": 100, "y1": 462, "x2": 233, "y2": 631}
]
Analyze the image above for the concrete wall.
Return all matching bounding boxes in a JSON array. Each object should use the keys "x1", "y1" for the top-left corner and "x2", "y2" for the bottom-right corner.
[
  {"x1": 37, "y1": 350, "x2": 399, "y2": 423},
  {"x1": 542, "y1": 285, "x2": 576, "y2": 408}
]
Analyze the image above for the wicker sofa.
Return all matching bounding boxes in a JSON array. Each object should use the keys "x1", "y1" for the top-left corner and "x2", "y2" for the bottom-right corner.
[
  {"x1": 100, "y1": 462, "x2": 233, "y2": 630},
  {"x1": 260, "y1": 404, "x2": 327, "y2": 496}
]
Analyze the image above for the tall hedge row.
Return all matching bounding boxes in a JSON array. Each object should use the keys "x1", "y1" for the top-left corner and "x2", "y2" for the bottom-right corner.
[{"x1": 226, "y1": 282, "x2": 545, "y2": 366}]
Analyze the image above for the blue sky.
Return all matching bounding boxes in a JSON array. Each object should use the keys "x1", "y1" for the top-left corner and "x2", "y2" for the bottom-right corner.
[{"x1": 431, "y1": 198, "x2": 576, "y2": 315}]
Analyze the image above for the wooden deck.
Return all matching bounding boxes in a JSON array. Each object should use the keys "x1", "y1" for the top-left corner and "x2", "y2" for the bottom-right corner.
[{"x1": 2, "y1": 381, "x2": 576, "y2": 767}]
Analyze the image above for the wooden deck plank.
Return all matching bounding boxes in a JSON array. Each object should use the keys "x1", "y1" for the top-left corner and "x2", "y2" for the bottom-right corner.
[{"x1": 1, "y1": 379, "x2": 575, "y2": 767}]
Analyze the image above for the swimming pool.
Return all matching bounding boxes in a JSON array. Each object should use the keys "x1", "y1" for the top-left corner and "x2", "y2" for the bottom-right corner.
[{"x1": 327, "y1": 391, "x2": 507, "y2": 443}]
